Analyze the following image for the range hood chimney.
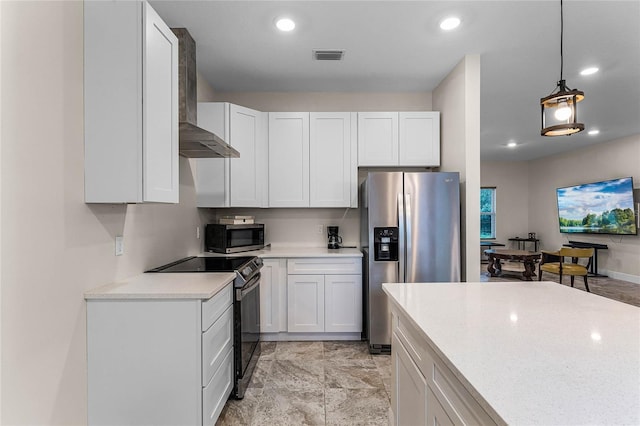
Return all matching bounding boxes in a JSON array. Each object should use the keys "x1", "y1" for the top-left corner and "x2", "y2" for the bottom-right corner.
[{"x1": 172, "y1": 28, "x2": 239, "y2": 158}]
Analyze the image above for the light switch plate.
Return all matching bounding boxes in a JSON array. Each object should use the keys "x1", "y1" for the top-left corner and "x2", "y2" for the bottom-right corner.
[{"x1": 115, "y1": 235, "x2": 124, "y2": 256}]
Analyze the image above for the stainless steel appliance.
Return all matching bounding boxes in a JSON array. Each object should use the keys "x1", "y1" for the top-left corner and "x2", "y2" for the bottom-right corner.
[
  {"x1": 327, "y1": 225, "x2": 342, "y2": 250},
  {"x1": 147, "y1": 255, "x2": 263, "y2": 399},
  {"x1": 205, "y1": 223, "x2": 265, "y2": 254},
  {"x1": 360, "y1": 172, "x2": 461, "y2": 353}
]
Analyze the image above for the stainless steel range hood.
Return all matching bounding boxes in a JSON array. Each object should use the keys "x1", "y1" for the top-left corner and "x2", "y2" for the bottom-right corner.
[{"x1": 172, "y1": 28, "x2": 239, "y2": 158}]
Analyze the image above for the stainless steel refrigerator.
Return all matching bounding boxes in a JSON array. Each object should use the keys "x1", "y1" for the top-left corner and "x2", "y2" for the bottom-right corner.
[{"x1": 360, "y1": 172, "x2": 461, "y2": 353}]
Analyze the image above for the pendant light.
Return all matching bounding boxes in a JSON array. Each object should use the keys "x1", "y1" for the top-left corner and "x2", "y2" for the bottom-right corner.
[{"x1": 540, "y1": 0, "x2": 585, "y2": 136}]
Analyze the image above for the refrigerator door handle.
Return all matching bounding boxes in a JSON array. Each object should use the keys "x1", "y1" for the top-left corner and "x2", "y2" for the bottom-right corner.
[
  {"x1": 397, "y1": 192, "x2": 405, "y2": 283},
  {"x1": 405, "y1": 193, "x2": 412, "y2": 281}
]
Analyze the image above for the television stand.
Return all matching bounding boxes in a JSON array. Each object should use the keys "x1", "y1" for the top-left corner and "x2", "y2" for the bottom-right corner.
[{"x1": 563, "y1": 241, "x2": 608, "y2": 277}]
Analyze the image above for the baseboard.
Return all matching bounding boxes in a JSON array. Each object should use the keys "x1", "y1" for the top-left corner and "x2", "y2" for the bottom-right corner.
[
  {"x1": 599, "y1": 269, "x2": 640, "y2": 285},
  {"x1": 260, "y1": 332, "x2": 362, "y2": 341}
]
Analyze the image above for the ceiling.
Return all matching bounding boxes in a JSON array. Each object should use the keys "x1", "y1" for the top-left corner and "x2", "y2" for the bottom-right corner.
[{"x1": 150, "y1": 1, "x2": 640, "y2": 162}]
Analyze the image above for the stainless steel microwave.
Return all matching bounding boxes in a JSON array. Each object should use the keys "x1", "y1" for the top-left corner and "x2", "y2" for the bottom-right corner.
[{"x1": 205, "y1": 223, "x2": 265, "y2": 254}]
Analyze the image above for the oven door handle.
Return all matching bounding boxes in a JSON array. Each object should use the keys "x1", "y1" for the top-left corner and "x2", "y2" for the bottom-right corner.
[{"x1": 237, "y1": 274, "x2": 260, "y2": 300}]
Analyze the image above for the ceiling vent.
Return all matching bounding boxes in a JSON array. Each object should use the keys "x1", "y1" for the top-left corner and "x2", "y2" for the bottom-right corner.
[{"x1": 313, "y1": 49, "x2": 345, "y2": 61}]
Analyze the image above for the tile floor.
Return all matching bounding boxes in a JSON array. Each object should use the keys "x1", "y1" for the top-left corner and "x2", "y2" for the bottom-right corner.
[{"x1": 216, "y1": 341, "x2": 391, "y2": 426}]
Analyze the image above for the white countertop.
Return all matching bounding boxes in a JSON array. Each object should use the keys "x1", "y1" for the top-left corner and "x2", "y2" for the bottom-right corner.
[
  {"x1": 85, "y1": 247, "x2": 361, "y2": 300},
  {"x1": 84, "y1": 272, "x2": 236, "y2": 300},
  {"x1": 383, "y1": 281, "x2": 640, "y2": 425},
  {"x1": 202, "y1": 246, "x2": 363, "y2": 258}
]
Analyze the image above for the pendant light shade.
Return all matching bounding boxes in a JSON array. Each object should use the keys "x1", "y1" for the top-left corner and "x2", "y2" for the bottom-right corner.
[{"x1": 540, "y1": 0, "x2": 585, "y2": 137}]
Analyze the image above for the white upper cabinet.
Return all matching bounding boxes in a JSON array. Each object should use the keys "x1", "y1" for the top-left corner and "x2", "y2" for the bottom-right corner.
[
  {"x1": 268, "y1": 112, "x2": 357, "y2": 208},
  {"x1": 196, "y1": 103, "x2": 267, "y2": 207},
  {"x1": 268, "y1": 112, "x2": 310, "y2": 207},
  {"x1": 84, "y1": 0, "x2": 178, "y2": 203},
  {"x1": 357, "y1": 111, "x2": 440, "y2": 167},
  {"x1": 398, "y1": 112, "x2": 440, "y2": 166},
  {"x1": 309, "y1": 113, "x2": 356, "y2": 208},
  {"x1": 357, "y1": 112, "x2": 399, "y2": 166}
]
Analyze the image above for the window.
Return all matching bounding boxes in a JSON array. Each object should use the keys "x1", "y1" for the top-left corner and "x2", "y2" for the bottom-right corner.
[{"x1": 481, "y1": 187, "x2": 496, "y2": 239}]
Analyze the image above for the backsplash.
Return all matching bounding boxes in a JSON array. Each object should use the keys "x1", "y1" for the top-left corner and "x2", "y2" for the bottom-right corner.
[{"x1": 201, "y1": 207, "x2": 360, "y2": 248}]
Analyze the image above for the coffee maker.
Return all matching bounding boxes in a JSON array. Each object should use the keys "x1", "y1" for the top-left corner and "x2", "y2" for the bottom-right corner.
[{"x1": 327, "y1": 226, "x2": 342, "y2": 250}]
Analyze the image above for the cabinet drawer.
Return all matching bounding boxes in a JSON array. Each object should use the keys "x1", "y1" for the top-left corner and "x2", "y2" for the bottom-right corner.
[
  {"x1": 202, "y1": 347, "x2": 233, "y2": 426},
  {"x1": 426, "y1": 386, "x2": 455, "y2": 426},
  {"x1": 202, "y1": 283, "x2": 233, "y2": 331},
  {"x1": 394, "y1": 314, "x2": 431, "y2": 374},
  {"x1": 287, "y1": 257, "x2": 361, "y2": 274},
  {"x1": 428, "y1": 355, "x2": 496, "y2": 426},
  {"x1": 202, "y1": 305, "x2": 233, "y2": 386}
]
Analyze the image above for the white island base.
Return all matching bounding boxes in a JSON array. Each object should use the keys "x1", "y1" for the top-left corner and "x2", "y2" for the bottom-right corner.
[{"x1": 383, "y1": 281, "x2": 640, "y2": 426}]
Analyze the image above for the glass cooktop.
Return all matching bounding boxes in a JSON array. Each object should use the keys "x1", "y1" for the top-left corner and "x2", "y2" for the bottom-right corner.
[{"x1": 147, "y1": 256, "x2": 255, "y2": 273}]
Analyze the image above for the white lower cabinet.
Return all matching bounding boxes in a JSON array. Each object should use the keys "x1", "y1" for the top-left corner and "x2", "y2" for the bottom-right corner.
[
  {"x1": 260, "y1": 258, "x2": 287, "y2": 334},
  {"x1": 286, "y1": 258, "x2": 362, "y2": 335},
  {"x1": 393, "y1": 332, "x2": 428, "y2": 426},
  {"x1": 87, "y1": 283, "x2": 233, "y2": 426},
  {"x1": 324, "y1": 274, "x2": 363, "y2": 332},
  {"x1": 287, "y1": 274, "x2": 325, "y2": 332},
  {"x1": 390, "y1": 310, "x2": 496, "y2": 426},
  {"x1": 259, "y1": 256, "x2": 362, "y2": 339}
]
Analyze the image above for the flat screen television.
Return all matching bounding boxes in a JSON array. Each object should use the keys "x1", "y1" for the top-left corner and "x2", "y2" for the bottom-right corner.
[{"x1": 557, "y1": 177, "x2": 638, "y2": 235}]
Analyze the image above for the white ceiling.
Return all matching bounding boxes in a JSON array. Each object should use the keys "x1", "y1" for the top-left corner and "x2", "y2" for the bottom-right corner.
[{"x1": 150, "y1": 1, "x2": 640, "y2": 162}]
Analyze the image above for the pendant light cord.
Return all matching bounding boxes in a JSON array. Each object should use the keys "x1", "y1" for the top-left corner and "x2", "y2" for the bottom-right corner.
[{"x1": 560, "y1": 0, "x2": 564, "y2": 82}]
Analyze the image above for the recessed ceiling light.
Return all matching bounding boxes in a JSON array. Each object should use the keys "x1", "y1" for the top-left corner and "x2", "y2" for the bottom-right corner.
[
  {"x1": 439, "y1": 17, "x2": 461, "y2": 31},
  {"x1": 275, "y1": 17, "x2": 295, "y2": 32},
  {"x1": 588, "y1": 129, "x2": 600, "y2": 135},
  {"x1": 580, "y1": 67, "x2": 599, "y2": 76},
  {"x1": 507, "y1": 142, "x2": 517, "y2": 148}
]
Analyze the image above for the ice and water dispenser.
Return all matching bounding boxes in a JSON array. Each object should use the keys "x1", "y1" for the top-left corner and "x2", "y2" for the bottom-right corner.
[{"x1": 373, "y1": 227, "x2": 399, "y2": 261}]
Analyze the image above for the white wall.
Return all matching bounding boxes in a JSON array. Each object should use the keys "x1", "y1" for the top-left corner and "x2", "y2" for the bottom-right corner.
[
  {"x1": 481, "y1": 161, "x2": 531, "y2": 242},
  {"x1": 433, "y1": 55, "x2": 482, "y2": 282},
  {"x1": 528, "y1": 134, "x2": 640, "y2": 282},
  {"x1": 1, "y1": 2, "x2": 201, "y2": 424},
  {"x1": 211, "y1": 91, "x2": 432, "y2": 112}
]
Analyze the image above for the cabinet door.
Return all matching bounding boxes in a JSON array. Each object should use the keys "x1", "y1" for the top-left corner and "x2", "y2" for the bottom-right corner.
[
  {"x1": 393, "y1": 333, "x2": 428, "y2": 426},
  {"x1": 261, "y1": 259, "x2": 286, "y2": 333},
  {"x1": 268, "y1": 113, "x2": 310, "y2": 207},
  {"x1": 324, "y1": 274, "x2": 362, "y2": 332},
  {"x1": 399, "y1": 112, "x2": 440, "y2": 167},
  {"x1": 142, "y1": 1, "x2": 178, "y2": 203},
  {"x1": 309, "y1": 113, "x2": 352, "y2": 207},
  {"x1": 196, "y1": 103, "x2": 229, "y2": 207},
  {"x1": 287, "y1": 275, "x2": 324, "y2": 332},
  {"x1": 230, "y1": 104, "x2": 267, "y2": 207},
  {"x1": 84, "y1": 1, "x2": 178, "y2": 203},
  {"x1": 357, "y1": 112, "x2": 399, "y2": 166}
]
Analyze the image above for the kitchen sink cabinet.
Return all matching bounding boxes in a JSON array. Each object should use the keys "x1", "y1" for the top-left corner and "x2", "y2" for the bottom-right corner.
[
  {"x1": 87, "y1": 283, "x2": 233, "y2": 425},
  {"x1": 286, "y1": 258, "x2": 362, "y2": 334},
  {"x1": 357, "y1": 111, "x2": 440, "y2": 167},
  {"x1": 84, "y1": 0, "x2": 179, "y2": 203},
  {"x1": 195, "y1": 103, "x2": 267, "y2": 207}
]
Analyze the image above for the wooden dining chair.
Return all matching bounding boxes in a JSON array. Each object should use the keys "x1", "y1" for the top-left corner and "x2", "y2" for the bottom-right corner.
[{"x1": 538, "y1": 247, "x2": 594, "y2": 292}]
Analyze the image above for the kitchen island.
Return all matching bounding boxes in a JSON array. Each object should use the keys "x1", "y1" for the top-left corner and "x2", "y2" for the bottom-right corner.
[{"x1": 383, "y1": 281, "x2": 640, "y2": 425}]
